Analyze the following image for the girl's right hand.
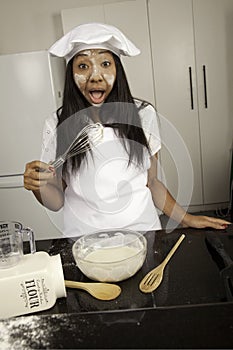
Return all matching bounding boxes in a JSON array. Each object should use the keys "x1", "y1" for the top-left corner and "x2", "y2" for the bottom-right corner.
[{"x1": 24, "y1": 160, "x2": 55, "y2": 191}]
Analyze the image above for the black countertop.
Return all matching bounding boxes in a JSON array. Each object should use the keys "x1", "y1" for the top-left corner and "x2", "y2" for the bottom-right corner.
[{"x1": 1, "y1": 224, "x2": 233, "y2": 349}]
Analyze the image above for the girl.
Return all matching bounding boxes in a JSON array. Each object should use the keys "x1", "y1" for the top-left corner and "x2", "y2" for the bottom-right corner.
[{"x1": 24, "y1": 23, "x2": 230, "y2": 236}]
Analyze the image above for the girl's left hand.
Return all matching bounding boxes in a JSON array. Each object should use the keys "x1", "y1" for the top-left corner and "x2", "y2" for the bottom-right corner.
[{"x1": 182, "y1": 213, "x2": 231, "y2": 230}]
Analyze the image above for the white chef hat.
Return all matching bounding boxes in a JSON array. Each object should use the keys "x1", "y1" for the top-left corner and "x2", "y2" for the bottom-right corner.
[{"x1": 49, "y1": 22, "x2": 140, "y2": 63}]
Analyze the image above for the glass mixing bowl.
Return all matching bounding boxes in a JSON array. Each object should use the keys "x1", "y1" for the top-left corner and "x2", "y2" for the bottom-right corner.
[{"x1": 72, "y1": 229, "x2": 147, "y2": 282}]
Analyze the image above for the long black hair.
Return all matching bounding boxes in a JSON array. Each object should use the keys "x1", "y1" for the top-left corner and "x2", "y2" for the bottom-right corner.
[{"x1": 56, "y1": 53, "x2": 151, "y2": 176}]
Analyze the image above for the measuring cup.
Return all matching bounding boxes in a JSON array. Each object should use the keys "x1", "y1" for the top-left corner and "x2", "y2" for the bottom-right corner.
[{"x1": 0, "y1": 221, "x2": 36, "y2": 269}]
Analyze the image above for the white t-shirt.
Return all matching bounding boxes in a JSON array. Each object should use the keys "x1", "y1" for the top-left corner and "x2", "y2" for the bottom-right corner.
[{"x1": 41, "y1": 101, "x2": 162, "y2": 237}]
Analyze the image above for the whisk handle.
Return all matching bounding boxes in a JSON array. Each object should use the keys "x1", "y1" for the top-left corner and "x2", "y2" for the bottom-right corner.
[{"x1": 50, "y1": 156, "x2": 66, "y2": 169}]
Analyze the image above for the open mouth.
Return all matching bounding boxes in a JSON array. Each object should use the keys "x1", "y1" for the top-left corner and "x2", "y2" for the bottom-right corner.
[{"x1": 89, "y1": 90, "x2": 106, "y2": 104}]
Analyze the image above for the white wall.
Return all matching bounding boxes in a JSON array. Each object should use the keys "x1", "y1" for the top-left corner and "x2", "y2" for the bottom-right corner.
[{"x1": 0, "y1": 0, "x2": 133, "y2": 54}]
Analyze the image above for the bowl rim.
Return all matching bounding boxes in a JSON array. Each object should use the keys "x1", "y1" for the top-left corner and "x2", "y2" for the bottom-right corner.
[{"x1": 72, "y1": 229, "x2": 147, "y2": 265}]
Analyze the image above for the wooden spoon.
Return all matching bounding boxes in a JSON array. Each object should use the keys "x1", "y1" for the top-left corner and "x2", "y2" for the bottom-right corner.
[
  {"x1": 139, "y1": 234, "x2": 185, "y2": 293},
  {"x1": 65, "y1": 280, "x2": 121, "y2": 300}
]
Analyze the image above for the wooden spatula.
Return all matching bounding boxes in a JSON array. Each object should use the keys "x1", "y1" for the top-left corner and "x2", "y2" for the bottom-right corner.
[{"x1": 139, "y1": 234, "x2": 185, "y2": 293}]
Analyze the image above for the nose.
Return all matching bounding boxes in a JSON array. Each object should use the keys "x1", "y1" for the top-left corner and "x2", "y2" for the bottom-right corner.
[
  {"x1": 90, "y1": 73, "x2": 103, "y2": 83},
  {"x1": 89, "y1": 67, "x2": 103, "y2": 83}
]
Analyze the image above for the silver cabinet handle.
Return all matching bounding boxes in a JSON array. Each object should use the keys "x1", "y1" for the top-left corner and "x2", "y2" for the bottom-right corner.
[{"x1": 189, "y1": 67, "x2": 194, "y2": 110}]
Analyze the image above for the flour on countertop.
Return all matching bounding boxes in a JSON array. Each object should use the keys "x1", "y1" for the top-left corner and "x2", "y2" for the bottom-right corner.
[
  {"x1": 0, "y1": 313, "x2": 96, "y2": 349},
  {"x1": 0, "y1": 315, "x2": 52, "y2": 349}
]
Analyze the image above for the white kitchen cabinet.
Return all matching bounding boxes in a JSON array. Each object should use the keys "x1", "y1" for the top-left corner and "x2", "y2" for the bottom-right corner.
[
  {"x1": 148, "y1": 0, "x2": 233, "y2": 210},
  {"x1": 193, "y1": 0, "x2": 233, "y2": 206}
]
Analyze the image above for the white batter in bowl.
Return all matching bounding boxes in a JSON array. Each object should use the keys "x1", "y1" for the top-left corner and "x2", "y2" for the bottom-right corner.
[{"x1": 72, "y1": 229, "x2": 147, "y2": 282}]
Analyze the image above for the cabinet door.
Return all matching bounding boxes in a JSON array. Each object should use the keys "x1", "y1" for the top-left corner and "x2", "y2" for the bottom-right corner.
[
  {"x1": 104, "y1": 0, "x2": 155, "y2": 104},
  {"x1": 148, "y1": 0, "x2": 203, "y2": 207},
  {"x1": 61, "y1": 5, "x2": 105, "y2": 33},
  {"x1": 193, "y1": 0, "x2": 233, "y2": 204}
]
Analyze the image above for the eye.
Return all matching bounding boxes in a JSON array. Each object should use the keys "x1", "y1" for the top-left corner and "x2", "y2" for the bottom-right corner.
[
  {"x1": 102, "y1": 60, "x2": 111, "y2": 68},
  {"x1": 78, "y1": 63, "x2": 88, "y2": 69}
]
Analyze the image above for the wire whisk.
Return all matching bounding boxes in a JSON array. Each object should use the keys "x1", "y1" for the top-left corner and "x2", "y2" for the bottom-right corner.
[{"x1": 51, "y1": 122, "x2": 103, "y2": 169}]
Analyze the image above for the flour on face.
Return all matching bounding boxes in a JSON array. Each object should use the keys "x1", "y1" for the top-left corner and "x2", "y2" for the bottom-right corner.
[
  {"x1": 72, "y1": 49, "x2": 116, "y2": 105},
  {"x1": 103, "y1": 73, "x2": 115, "y2": 88},
  {"x1": 74, "y1": 73, "x2": 87, "y2": 89}
]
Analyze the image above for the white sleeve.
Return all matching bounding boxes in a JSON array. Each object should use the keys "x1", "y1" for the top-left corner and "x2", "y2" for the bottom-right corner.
[
  {"x1": 139, "y1": 104, "x2": 161, "y2": 155},
  {"x1": 40, "y1": 112, "x2": 58, "y2": 163}
]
